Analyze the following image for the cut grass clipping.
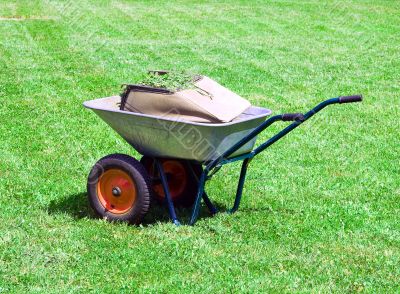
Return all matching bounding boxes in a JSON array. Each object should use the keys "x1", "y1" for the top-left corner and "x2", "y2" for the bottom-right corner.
[{"x1": 136, "y1": 71, "x2": 199, "y2": 91}]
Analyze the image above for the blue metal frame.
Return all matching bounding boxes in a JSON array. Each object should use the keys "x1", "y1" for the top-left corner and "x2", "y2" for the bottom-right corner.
[
  {"x1": 154, "y1": 97, "x2": 361, "y2": 226},
  {"x1": 155, "y1": 159, "x2": 181, "y2": 226}
]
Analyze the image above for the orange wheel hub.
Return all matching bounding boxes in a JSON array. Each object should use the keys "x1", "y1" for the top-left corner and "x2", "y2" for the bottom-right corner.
[
  {"x1": 97, "y1": 168, "x2": 137, "y2": 214},
  {"x1": 153, "y1": 160, "x2": 188, "y2": 200}
]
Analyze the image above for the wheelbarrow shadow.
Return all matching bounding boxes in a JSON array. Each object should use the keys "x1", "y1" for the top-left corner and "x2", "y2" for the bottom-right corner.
[
  {"x1": 141, "y1": 201, "x2": 227, "y2": 226},
  {"x1": 47, "y1": 192, "x2": 96, "y2": 220},
  {"x1": 47, "y1": 192, "x2": 226, "y2": 225}
]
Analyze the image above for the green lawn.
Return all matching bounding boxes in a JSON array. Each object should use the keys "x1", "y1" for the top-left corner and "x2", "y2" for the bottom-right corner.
[{"x1": 0, "y1": 0, "x2": 399, "y2": 292}]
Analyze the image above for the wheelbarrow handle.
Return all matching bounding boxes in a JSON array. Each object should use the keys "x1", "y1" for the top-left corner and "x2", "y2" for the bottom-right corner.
[
  {"x1": 339, "y1": 95, "x2": 363, "y2": 104},
  {"x1": 193, "y1": 94, "x2": 363, "y2": 226},
  {"x1": 206, "y1": 94, "x2": 363, "y2": 171},
  {"x1": 282, "y1": 113, "x2": 305, "y2": 121},
  {"x1": 252, "y1": 94, "x2": 363, "y2": 157}
]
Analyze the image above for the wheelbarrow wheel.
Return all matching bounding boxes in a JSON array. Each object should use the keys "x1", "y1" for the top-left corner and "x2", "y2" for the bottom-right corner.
[
  {"x1": 87, "y1": 154, "x2": 151, "y2": 224},
  {"x1": 140, "y1": 156, "x2": 202, "y2": 207}
]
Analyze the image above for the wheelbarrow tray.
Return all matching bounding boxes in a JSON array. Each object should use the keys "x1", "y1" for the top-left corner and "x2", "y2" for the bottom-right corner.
[{"x1": 84, "y1": 96, "x2": 272, "y2": 162}]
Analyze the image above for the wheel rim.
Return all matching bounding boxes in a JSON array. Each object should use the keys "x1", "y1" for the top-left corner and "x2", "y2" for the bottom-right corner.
[
  {"x1": 97, "y1": 168, "x2": 137, "y2": 214},
  {"x1": 153, "y1": 160, "x2": 188, "y2": 200}
]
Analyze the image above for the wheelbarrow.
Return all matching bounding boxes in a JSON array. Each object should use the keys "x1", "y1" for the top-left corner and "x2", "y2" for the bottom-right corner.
[{"x1": 83, "y1": 94, "x2": 362, "y2": 225}]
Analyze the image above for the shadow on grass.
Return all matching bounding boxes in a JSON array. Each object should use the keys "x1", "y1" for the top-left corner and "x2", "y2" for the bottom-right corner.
[
  {"x1": 47, "y1": 192, "x2": 96, "y2": 220},
  {"x1": 47, "y1": 192, "x2": 227, "y2": 225},
  {"x1": 141, "y1": 200, "x2": 227, "y2": 226}
]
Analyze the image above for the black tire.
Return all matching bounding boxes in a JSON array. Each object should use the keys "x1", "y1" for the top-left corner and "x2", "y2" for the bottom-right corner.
[
  {"x1": 87, "y1": 153, "x2": 151, "y2": 224},
  {"x1": 140, "y1": 156, "x2": 202, "y2": 207}
]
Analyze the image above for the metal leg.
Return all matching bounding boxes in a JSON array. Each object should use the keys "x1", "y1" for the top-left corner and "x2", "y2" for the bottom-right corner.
[
  {"x1": 229, "y1": 158, "x2": 251, "y2": 214},
  {"x1": 186, "y1": 162, "x2": 218, "y2": 215},
  {"x1": 202, "y1": 192, "x2": 217, "y2": 215},
  {"x1": 155, "y1": 159, "x2": 180, "y2": 226},
  {"x1": 189, "y1": 171, "x2": 207, "y2": 225}
]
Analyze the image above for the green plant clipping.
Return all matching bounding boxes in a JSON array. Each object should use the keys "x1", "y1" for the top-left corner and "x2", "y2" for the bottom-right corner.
[{"x1": 137, "y1": 71, "x2": 199, "y2": 91}]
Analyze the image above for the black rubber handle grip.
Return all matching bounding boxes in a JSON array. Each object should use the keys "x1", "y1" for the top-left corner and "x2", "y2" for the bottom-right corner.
[
  {"x1": 339, "y1": 95, "x2": 363, "y2": 104},
  {"x1": 148, "y1": 70, "x2": 169, "y2": 75},
  {"x1": 282, "y1": 113, "x2": 304, "y2": 121}
]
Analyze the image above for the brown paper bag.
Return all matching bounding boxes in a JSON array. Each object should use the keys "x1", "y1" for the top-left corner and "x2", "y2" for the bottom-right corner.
[{"x1": 120, "y1": 75, "x2": 251, "y2": 123}]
